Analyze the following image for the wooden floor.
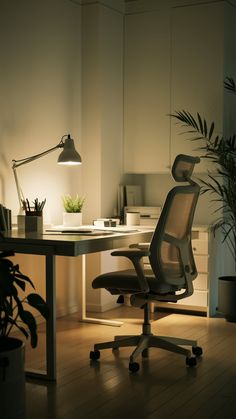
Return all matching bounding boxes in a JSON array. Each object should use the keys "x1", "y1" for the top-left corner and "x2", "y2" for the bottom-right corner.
[{"x1": 24, "y1": 306, "x2": 236, "y2": 419}]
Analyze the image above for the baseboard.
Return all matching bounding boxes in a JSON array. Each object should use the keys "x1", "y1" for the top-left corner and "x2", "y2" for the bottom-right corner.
[
  {"x1": 56, "y1": 304, "x2": 79, "y2": 318},
  {"x1": 86, "y1": 301, "x2": 120, "y2": 313},
  {"x1": 37, "y1": 301, "x2": 120, "y2": 319}
]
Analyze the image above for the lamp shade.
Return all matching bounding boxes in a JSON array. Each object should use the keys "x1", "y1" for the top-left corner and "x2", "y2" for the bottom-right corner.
[{"x1": 57, "y1": 134, "x2": 82, "y2": 165}]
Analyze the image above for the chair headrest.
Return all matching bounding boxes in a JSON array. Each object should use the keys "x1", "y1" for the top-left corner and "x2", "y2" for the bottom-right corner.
[{"x1": 172, "y1": 154, "x2": 200, "y2": 182}]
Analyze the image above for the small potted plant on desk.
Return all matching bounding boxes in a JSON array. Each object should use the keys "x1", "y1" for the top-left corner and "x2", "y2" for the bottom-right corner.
[
  {"x1": 0, "y1": 248, "x2": 49, "y2": 418},
  {"x1": 171, "y1": 76, "x2": 236, "y2": 321},
  {"x1": 62, "y1": 194, "x2": 85, "y2": 227}
]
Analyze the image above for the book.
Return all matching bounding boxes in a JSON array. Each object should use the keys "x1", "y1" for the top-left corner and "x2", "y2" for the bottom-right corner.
[
  {"x1": 0, "y1": 204, "x2": 12, "y2": 231},
  {"x1": 0, "y1": 204, "x2": 7, "y2": 231}
]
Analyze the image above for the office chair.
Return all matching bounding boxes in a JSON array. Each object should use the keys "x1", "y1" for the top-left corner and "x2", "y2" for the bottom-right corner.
[{"x1": 90, "y1": 154, "x2": 203, "y2": 372}]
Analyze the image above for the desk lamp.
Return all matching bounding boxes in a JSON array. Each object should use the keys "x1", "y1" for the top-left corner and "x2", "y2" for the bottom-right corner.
[{"x1": 12, "y1": 134, "x2": 82, "y2": 214}]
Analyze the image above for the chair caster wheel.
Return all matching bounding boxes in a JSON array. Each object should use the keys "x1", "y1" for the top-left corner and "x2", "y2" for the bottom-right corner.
[
  {"x1": 90, "y1": 350, "x2": 100, "y2": 361},
  {"x1": 186, "y1": 356, "x2": 197, "y2": 367},
  {"x1": 129, "y1": 362, "x2": 139, "y2": 373},
  {"x1": 192, "y1": 346, "x2": 203, "y2": 357}
]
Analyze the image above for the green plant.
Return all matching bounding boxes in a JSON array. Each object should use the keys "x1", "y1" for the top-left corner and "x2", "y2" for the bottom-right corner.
[
  {"x1": 62, "y1": 194, "x2": 85, "y2": 213},
  {"x1": 171, "y1": 77, "x2": 236, "y2": 261},
  {"x1": 0, "y1": 249, "x2": 49, "y2": 348}
]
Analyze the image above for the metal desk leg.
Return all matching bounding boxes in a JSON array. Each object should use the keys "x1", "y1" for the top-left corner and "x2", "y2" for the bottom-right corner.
[
  {"x1": 26, "y1": 253, "x2": 56, "y2": 381},
  {"x1": 78, "y1": 254, "x2": 123, "y2": 327},
  {"x1": 45, "y1": 253, "x2": 56, "y2": 380}
]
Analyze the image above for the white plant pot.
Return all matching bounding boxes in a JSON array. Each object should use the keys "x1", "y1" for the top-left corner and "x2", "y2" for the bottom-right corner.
[
  {"x1": 0, "y1": 337, "x2": 25, "y2": 419},
  {"x1": 63, "y1": 212, "x2": 82, "y2": 227}
]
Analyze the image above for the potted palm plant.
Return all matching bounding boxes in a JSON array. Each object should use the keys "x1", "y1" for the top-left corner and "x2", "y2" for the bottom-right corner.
[
  {"x1": 171, "y1": 77, "x2": 236, "y2": 321},
  {"x1": 62, "y1": 194, "x2": 85, "y2": 227},
  {"x1": 0, "y1": 248, "x2": 49, "y2": 418}
]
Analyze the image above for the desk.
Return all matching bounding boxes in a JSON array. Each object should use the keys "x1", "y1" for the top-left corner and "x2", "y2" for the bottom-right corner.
[{"x1": 0, "y1": 227, "x2": 153, "y2": 381}]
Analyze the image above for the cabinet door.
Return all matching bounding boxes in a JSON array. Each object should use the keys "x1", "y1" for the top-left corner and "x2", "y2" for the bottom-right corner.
[
  {"x1": 124, "y1": 9, "x2": 171, "y2": 173},
  {"x1": 170, "y1": 2, "x2": 224, "y2": 172}
]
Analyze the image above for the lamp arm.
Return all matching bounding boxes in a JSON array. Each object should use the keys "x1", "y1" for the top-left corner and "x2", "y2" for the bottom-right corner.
[
  {"x1": 11, "y1": 134, "x2": 80, "y2": 215},
  {"x1": 12, "y1": 140, "x2": 64, "y2": 170},
  {"x1": 12, "y1": 135, "x2": 68, "y2": 213},
  {"x1": 13, "y1": 166, "x2": 25, "y2": 209}
]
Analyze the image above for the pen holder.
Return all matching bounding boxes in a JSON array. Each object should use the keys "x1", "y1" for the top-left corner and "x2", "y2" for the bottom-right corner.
[{"x1": 17, "y1": 213, "x2": 43, "y2": 233}]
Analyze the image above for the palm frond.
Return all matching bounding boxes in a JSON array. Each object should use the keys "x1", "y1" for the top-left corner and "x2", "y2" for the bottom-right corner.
[
  {"x1": 224, "y1": 77, "x2": 236, "y2": 93},
  {"x1": 171, "y1": 110, "x2": 215, "y2": 143}
]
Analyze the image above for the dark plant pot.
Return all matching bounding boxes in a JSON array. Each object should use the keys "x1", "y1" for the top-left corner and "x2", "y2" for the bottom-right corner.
[
  {"x1": 0, "y1": 337, "x2": 25, "y2": 419},
  {"x1": 218, "y1": 276, "x2": 236, "y2": 322}
]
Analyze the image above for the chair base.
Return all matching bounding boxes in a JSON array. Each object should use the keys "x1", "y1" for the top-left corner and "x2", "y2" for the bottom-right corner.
[
  {"x1": 90, "y1": 304, "x2": 202, "y2": 370},
  {"x1": 94, "y1": 333, "x2": 197, "y2": 364}
]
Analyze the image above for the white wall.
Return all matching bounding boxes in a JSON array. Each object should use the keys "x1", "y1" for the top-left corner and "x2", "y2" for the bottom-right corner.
[
  {"x1": 0, "y1": 0, "x2": 144, "y2": 316},
  {"x1": 81, "y1": 2, "x2": 133, "y2": 311},
  {"x1": 81, "y1": 3, "x2": 125, "y2": 224},
  {"x1": 0, "y1": 0, "x2": 83, "y2": 316},
  {"x1": 0, "y1": 0, "x2": 82, "y2": 226}
]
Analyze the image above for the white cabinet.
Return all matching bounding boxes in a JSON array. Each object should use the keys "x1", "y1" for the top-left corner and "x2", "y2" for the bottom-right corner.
[
  {"x1": 123, "y1": 2, "x2": 236, "y2": 174},
  {"x1": 170, "y1": 2, "x2": 225, "y2": 173},
  {"x1": 123, "y1": 9, "x2": 171, "y2": 173},
  {"x1": 176, "y1": 228, "x2": 209, "y2": 314}
]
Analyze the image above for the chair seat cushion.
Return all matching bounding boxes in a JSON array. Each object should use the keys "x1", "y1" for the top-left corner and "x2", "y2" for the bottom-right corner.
[{"x1": 92, "y1": 269, "x2": 181, "y2": 295}]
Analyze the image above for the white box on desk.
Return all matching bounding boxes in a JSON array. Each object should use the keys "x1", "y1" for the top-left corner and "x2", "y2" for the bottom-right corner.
[{"x1": 124, "y1": 206, "x2": 162, "y2": 226}]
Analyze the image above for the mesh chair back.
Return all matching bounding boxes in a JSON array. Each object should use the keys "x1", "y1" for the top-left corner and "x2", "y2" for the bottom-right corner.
[{"x1": 149, "y1": 155, "x2": 200, "y2": 289}]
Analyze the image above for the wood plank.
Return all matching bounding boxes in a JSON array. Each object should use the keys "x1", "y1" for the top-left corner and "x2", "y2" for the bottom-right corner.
[{"x1": 23, "y1": 307, "x2": 236, "y2": 419}]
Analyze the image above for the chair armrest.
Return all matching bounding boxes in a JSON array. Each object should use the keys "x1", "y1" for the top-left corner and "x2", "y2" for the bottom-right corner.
[
  {"x1": 111, "y1": 248, "x2": 150, "y2": 293},
  {"x1": 111, "y1": 248, "x2": 150, "y2": 258},
  {"x1": 129, "y1": 242, "x2": 150, "y2": 250}
]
